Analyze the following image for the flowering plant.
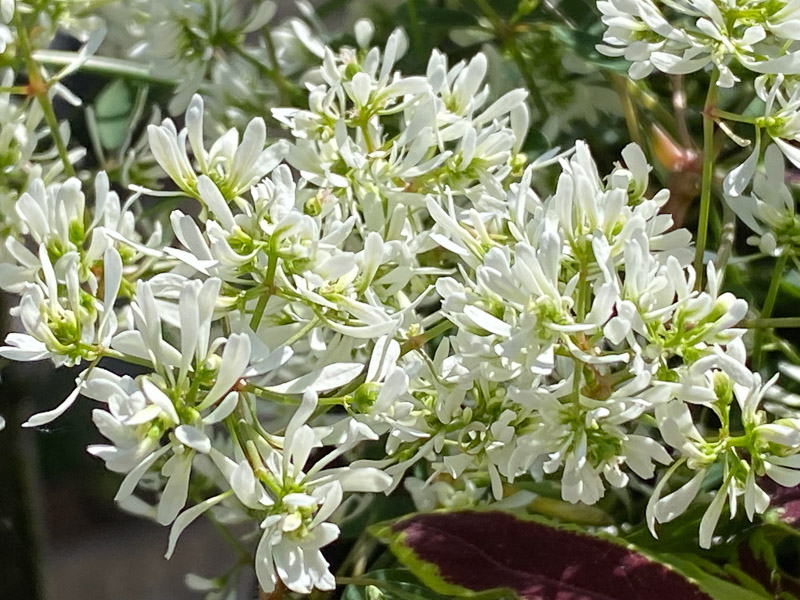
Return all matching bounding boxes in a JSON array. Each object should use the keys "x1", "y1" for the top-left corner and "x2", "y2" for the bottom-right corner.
[{"x1": 5, "y1": 1, "x2": 800, "y2": 599}]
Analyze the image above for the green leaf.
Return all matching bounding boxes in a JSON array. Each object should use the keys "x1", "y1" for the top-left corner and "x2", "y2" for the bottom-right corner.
[
  {"x1": 93, "y1": 79, "x2": 135, "y2": 151},
  {"x1": 342, "y1": 569, "x2": 460, "y2": 600},
  {"x1": 549, "y1": 25, "x2": 630, "y2": 74},
  {"x1": 662, "y1": 554, "x2": 773, "y2": 600},
  {"x1": 416, "y1": 7, "x2": 480, "y2": 28}
]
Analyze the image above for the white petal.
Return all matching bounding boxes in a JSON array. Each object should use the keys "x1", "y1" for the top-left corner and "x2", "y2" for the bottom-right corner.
[
  {"x1": 175, "y1": 425, "x2": 211, "y2": 454},
  {"x1": 196, "y1": 333, "x2": 251, "y2": 410},
  {"x1": 699, "y1": 486, "x2": 728, "y2": 549},
  {"x1": 268, "y1": 363, "x2": 363, "y2": 394},
  {"x1": 23, "y1": 382, "x2": 84, "y2": 428},
  {"x1": 157, "y1": 453, "x2": 193, "y2": 525},
  {"x1": 231, "y1": 460, "x2": 267, "y2": 508},
  {"x1": 255, "y1": 529, "x2": 278, "y2": 594},
  {"x1": 723, "y1": 145, "x2": 759, "y2": 196},
  {"x1": 654, "y1": 469, "x2": 706, "y2": 524},
  {"x1": 197, "y1": 175, "x2": 236, "y2": 230},
  {"x1": 463, "y1": 305, "x2": 511, "y2": 337},
  {"x1": 203, "y1": 391, "x2": 239, "y2": 424},
  {"x1": 115, "y1": 445, "x2": 171, "y2": 502},
  {"x1": 141, "y1": 379, "x2": 180, "y2": 424},
  {"x1": 165, "y1": 492, "x2": 228, "y2": 559}
]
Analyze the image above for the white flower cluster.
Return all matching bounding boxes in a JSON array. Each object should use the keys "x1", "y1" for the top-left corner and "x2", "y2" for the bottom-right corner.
[
  {"x1": 598, "y1": 0, "x2": 800, "y2": 86},
  {"x1": 712, "y1": 72, "x2": 800, "y2": 257},
  {"x1": 274, "y1": 25, "x2": 529, "y2": 216},
  {"x1": 4, "y1": 15, "x2": 800, "y2": 597},
  {"x1": 415, "y1": 140, "x2": 800, "y2": 548},
  {"x1": 130, "y1": 0, "x2": 282, "y2": 114}
]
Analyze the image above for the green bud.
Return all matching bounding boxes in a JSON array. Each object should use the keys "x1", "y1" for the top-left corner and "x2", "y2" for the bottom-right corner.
[
  {"x1": 517, "y1": 0, "x2": 539, "y2": 15},
  {"x1": 510, "y1": 152, "x2": 528, "y2": 174},
  {"x1": 147, "y1": 423, "x2": 163, "y2": 440},
  {"x1": 69, "y1": 218, "x2": 86, "y2": 246},
  {"x1": 351, "y1": 382, "x2": 380, "y2": 413},
  {"x1": 179, "y1": 406, "x2": 201, "y2": 424},
  {"x1": 304, "y1": 194, "x2": 322, "y2": 217},
  {"x1": 46, "y1": 237, "x2": 66, "y2": 260},
  {"x1": 228, "y1": 227, "x2": 255, "y2": 254},
  {"x1": 713, "y1": 372, "x2": 734, "y2": 406},
  {"x1": 344, "y1": 62, "x2": 362, "y2": 80}
]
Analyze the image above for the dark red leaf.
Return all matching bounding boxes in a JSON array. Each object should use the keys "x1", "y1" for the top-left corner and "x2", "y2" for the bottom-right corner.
[
  {"x1": 388, "y1": 511, "x2": 711, "y2": 600},
  {"x1": 764, "y1": 480, "x2": 800, "y2": 526}
]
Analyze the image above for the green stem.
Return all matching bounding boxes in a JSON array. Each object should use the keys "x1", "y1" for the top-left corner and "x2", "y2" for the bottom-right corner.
[
  {"x1": 246, "y1": 384, "x2": 313, "y2": 404},
  {"x1": 279, "y1": 317, "x2": 320, "y2": 349},
  {"x1": 606, "y1": 76, "x2": 678, "y2": 139},
  {"x1": 0, "y1": 86, "x2": 29, "y2": 94},
  {"x1": 694, "y1": 68, "x2": 720, "y2": 289},
  {"x1": 32, "y1": 50, "x2": 172, "y2": 85},
  {"x1": 336, "y1": 577, "x2": 387, "y2": 588},
  {"x1": 39, "y1": 93, "x2": 74, "y2": 176},
  {"x1": 743, "y1": 316, "x2": 800, "y2": 329},
  {"x1": 761, "y1": 254, "x2": 787, "y2": 320},
  {"x1": 407, "y1": 0, "x2": 425, "y2": 57},
  {"x1": 250, "y1": 251, "x2": 278, "y2": 331},
  {"x1": 262, "y1": 26, "x2": 293, "y2": 106},
  {"x1": 753, "y1": 253, "x2": 788, "y2": 368},
  {"x1": 15, "y1": 16, "x2": 75, "y2": 177},
  {"x1": 611, "y1": 74, "x2": 641, "y2": 146},
  {"x1": 102, "y1": 348, "x2": 154, "y2": 369},
  {"x1": 509, "y1": 42, "x2": 549, "y2": 121},
  {"x1": 400, "y1": 320, "x2": 454, "y2": 356},
  {"x1": 711, "y1": 108, "x2": 758, "y2": 124},
  {"x1": 474, "y1": 0, "x2": 548, "y2": 120}
]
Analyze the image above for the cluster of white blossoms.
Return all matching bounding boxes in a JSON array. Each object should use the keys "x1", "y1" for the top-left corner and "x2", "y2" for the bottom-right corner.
[
  {"x1": 594, "y1": 1, "x2": 800, "y2": 263},
  {"x1": 593, "y1": 0, "x2": 800, "y2": 551},
  {"x1": 129, "y1": 0, "x2": 283, "y2": 114},
  {"x1": 6, "y1": 7, "x2": 800, "y2": 596},
  {"x1": 597, "y1": 0, "x2": 800, "y2": 87}
]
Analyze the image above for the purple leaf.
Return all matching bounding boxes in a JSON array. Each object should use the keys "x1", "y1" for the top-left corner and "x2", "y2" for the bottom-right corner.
[
  {"x1": 763, "y1": 480, "x2": 800, "y2": 526},
  {"x1": 381, "y1": 511, "x2": 712, "y2": 600}
]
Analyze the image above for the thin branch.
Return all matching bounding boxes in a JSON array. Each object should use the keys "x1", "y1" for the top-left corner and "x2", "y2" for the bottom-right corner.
[
  {"x1": 32, "y1": 50, "x2": 172, "y2": 85},
  {"x1": 693, "y1": 69, "x2": 720, "y2": 289}
]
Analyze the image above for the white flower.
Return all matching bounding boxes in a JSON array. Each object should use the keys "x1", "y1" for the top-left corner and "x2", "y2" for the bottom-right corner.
[
  {"x1": 148, "y1": 94, "x2": 288, "y2": 198},
  {"x1": 133, "y1": 0, "x2": 278, "y2": 114},
  {"x1": 598, "y1": 0, "x2": 800, "y2": 86},
  {"x1": 725, "y1": 132, "x2": 799, "y2": 256},
  {"x1": 650, "y1": 371, "x2": 800, "y2": 547},
  {"x1": 85, "y1": 277, "x2": 264, "y2": 522},
  {"x1": 0, "y1": 1, "x2": 14, "y2": 55},
  {"x1": 210, "y1": 391, "x2": 390, "y2": 594},
  {"x1": 0, "y1": 245, "x2": 122, "y2": 374}
]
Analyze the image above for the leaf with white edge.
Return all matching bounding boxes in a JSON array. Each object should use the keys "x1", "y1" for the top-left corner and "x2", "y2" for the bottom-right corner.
[{"x1": 374, "y1": 511, "x2": 768, "y2": 600}]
